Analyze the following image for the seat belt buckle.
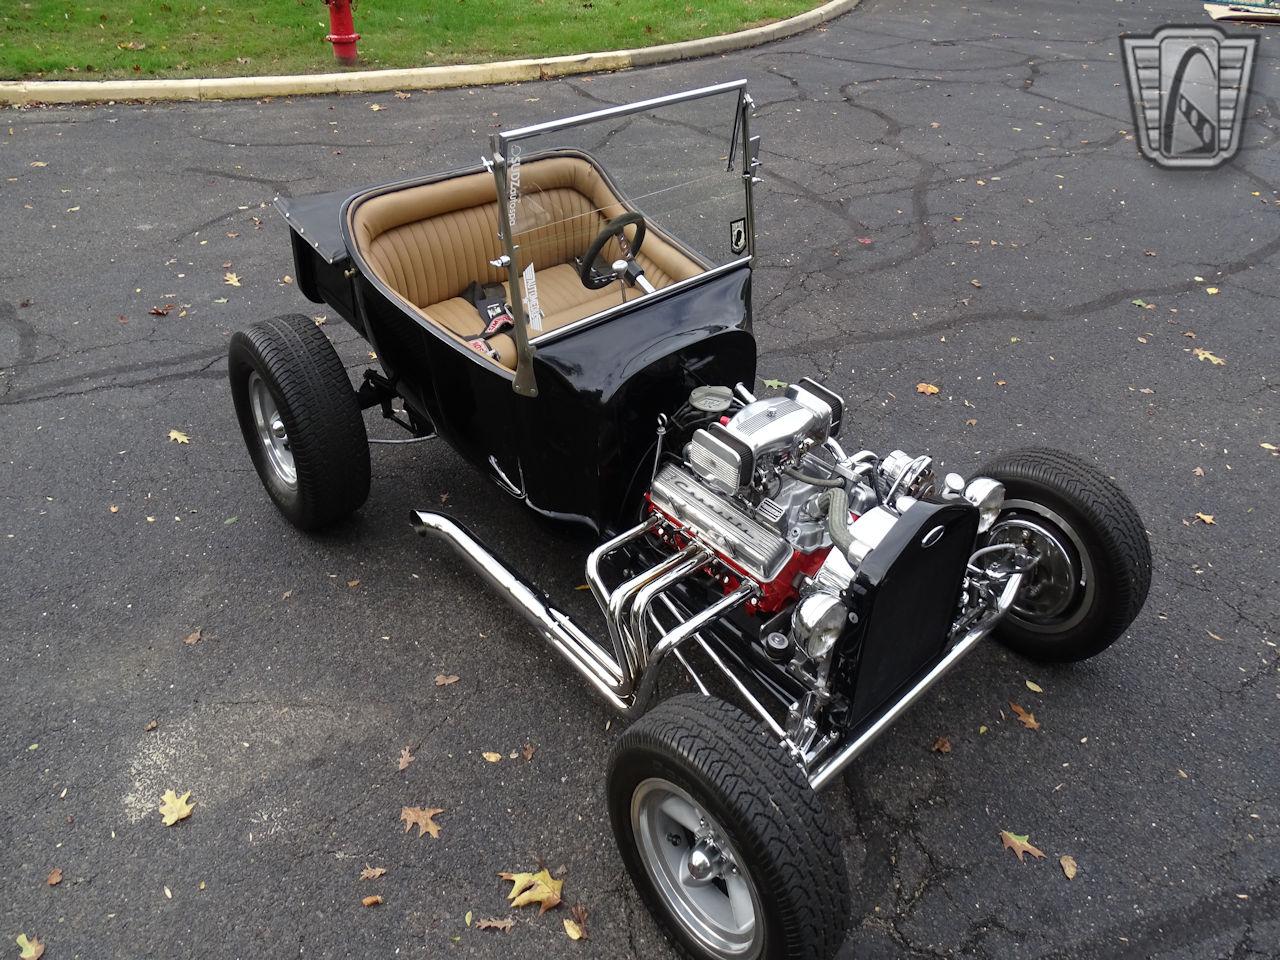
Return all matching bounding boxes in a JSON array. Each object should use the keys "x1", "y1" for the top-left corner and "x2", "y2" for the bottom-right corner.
[
  {"x1": 466, "y1": 337, "x2": 501, "y2": 361},
  {"x1": 482, "y1": 302, "x2": 514, "y2": 337}
]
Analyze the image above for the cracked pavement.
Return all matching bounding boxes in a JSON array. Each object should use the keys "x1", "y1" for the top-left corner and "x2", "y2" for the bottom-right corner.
[{"x1": 2, "y1": 0, "x2": 1277, "y2": 956}]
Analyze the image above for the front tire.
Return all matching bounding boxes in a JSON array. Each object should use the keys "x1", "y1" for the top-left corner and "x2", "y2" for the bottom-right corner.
[
  {"x1": 607, "y1": 694, "x2": 850, "y2": 960},
  {"x1": 228, "y1": 314, "x2": 370, "y2": 531},
  {"x1": 977, "y1": 447, "x2": 1151, "y2": 661}
]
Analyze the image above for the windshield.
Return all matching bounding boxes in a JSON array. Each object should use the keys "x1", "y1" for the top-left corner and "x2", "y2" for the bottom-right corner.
[{"x1": 488, "y1": 82, "x2": 754, "y2": 393}]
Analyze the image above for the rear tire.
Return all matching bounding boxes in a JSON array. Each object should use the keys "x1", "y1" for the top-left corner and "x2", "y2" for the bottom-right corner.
[
  {"x1": 607, "y1": 694, "x2": 850, "y2": 960},
  {"x1": 977, "y1": 447, "x2": 1151, "y2": 661},
  {"x1": 228, "y1": 313, "x2": 370, "y2": 531}
]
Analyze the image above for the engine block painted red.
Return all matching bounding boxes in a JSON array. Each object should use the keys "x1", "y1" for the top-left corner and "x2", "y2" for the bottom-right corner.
[{"x1": 645, "y1": 496, "x2": 834, "y2": 615}]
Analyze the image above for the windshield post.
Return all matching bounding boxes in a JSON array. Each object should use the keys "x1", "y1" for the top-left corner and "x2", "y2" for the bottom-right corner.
[
  {"x1": 740, "y1": 93, "x2": 759, "y2": 261},
  {"x1": 487, "y1": 138, "x2": 539, "y2": 397}
]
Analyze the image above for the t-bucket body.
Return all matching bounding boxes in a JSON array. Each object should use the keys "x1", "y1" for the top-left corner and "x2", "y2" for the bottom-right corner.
[{"x1": 280, "y1": 82, "x2": 760, "y2": 535}]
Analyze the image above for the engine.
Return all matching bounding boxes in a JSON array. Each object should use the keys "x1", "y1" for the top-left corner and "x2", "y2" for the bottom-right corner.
[{"x1": 644, "y1": 378, "x2": 1006, "y2": 686}]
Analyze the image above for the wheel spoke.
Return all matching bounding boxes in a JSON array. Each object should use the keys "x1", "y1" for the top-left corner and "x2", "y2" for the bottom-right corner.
[
  {"x1": 658, "y1": 794, "x2": 703, "y2": 834},
  {"x1": 725, "y1": 874, "x2": 756, "y2": 935}
]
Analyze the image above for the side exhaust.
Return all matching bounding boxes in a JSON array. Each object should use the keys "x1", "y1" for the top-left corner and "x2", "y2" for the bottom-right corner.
[{"x1": 410, "y1": 510, "x2": 754, "y2": 718}]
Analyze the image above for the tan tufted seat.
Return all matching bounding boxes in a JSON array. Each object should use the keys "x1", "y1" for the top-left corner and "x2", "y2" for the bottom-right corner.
[{"x1": 349, "y1": 156, "x2": 705, "y2": 369}]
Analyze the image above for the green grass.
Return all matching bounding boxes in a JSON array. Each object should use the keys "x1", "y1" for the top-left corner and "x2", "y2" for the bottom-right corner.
[{"x1": 0, "y1": 0, "x2": 821, "y2": 80}]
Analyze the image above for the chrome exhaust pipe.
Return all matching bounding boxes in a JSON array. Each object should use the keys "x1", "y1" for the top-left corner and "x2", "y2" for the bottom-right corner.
[{"x1": 410, "y1": 510, "x2": 754, "y2": 718}]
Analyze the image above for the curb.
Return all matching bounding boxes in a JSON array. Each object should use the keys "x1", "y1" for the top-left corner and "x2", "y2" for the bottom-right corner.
[{"x1": 0, "y1": 0, "x2": 860, "y2": 106}]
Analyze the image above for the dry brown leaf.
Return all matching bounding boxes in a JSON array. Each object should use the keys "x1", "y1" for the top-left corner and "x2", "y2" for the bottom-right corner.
[
  {"x1": 182, "y1": 628, "x2": 202, "y2": 646},
  {"x1": 1194, "y1": 513, "x2": 1216, "y2": 525},
  {"x1": 1206, "y1": 629, "x2": 1224, "y2": 641},
  {"x1": 916, "y1": 382, "x2": 940, "y2": 396},
  {"x1": 476, "y1": 917, "x2": 515, "y2": 932},
  {"x1": 995, "y1": 379, "x2": 1007, "y2": 386},
  {"x1": 144, "y1": 719, "x2": 158, "y2": 732},
  {"x1": 400, "y1": 806, "x2": 444, "y2": 839},
  {"x1": 1000, "y1": 830, "x2": 1046, "y2": 861},
  {"x1": 500, "y1": 868, "x2": 564, "y2": 914},
  {"x1": 362, "y1": 894, "x2": 383, "y2": 907},
  {"x1": 168, "y1": 429, "x2": 190, "y2": 444},
  {"x1": 1193, "y1": 467, "x2": 1205, "y2": 477},
  {"x1": 398, "y1": 747, "x2": 415, "y2": 771},
  {"x1": 346, "y1": 579, "x2": 360, "y2": 589},
  {"x1": 360, "y1": 866, "x2": 386, "y2": 880},
  {"x1": 964, "y1": 418, "x2": 977, "y2": 427},
  {"x1": 158, "y1": 789, "x2": 194, "y2": 826},
  {"x1": 969, "y1": 278, "x2": 983, "y2": 288},
  {"x1": 1193, "y1": 347, "x2": 1226, "y2": 365},
  {"x1": 46, "y1": 867, "x2": 63, "y2": 886},
  {"x1": 932, "y1": 737, "x2": 952, "y2": 753},
  {"x1": 149, "y1": 304, "x2": 174, "y2": 316},
  {"x1": 16, "y1": 934, "x2": 44, "y2": 960},
  {"x1": 1060, "y1": 855, "x2": 1078, "y2": 879},
  {"x1": 223, "y1": 272, "x2": 241, "y2": 287},
  {"x1": 369, "y1": 103, "x2": 384, "y2": 112},
  {"x1": 434, "y1": 674, "x2": 460, "y2": 686},
  {"x1": 1009, "y1": 701, "x2": 1040, "y2": 730},
  {"x1": 521, "y1": 742, "x2": 537, "y2": 761},
  {"x1": 564, "y1": 918, "x2": 586, "y2": 941}
]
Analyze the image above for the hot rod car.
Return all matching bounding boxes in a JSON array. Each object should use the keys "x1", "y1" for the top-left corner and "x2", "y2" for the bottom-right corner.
[{"x1": 227, "y1": 82, "x2": 1151, "y2": 960}]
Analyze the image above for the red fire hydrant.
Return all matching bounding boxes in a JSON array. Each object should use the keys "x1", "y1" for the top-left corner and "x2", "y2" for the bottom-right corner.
[{"x1": 324, "y1": 0, "x2": 360, "y2": 66}]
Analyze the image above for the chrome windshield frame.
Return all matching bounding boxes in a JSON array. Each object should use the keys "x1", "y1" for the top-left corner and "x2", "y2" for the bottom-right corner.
[{"x1": 487, "y1": 80, "x2": 757, "y2": 396}]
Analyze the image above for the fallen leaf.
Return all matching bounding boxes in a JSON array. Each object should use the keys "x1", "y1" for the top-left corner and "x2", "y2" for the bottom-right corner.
[
  {"x1": 46, "y1": 868, "x2": 63, "y2": 886},
  {"x1": 164, "y1": 886, "x2": 172, "y2": 900},
  {"x1": 465, "y1": 911, "x2": 473, "y2": 927},
  {"x1": 370, "y1": 103, "x2": 384, "y2": 111},
  {"x1": 168, "y1": 429, "x2": 190, "y2": 444},
  {"x1": 521, "y1": 742, "x2": 537, "y2": 761},
  {"x1": 182, "y1": 628, "x2": 202, "y2": 646},
  {"x1": 1025, "y1": 679, "x2": 1043, "y2": 693},
  {"x1": 435, "y1": 674, "x2": 460, "y2": 686},
  {"x1": 1131, "y1": 298, "x2": 1149, "y2": 308},
  {"x1": 995, "y1": 379, "x2": 1007, "y2": 386},
  {"x1": 360, "y1": 865, "x2": 387, "y2": 880},
  {"x1": 1143, "y1": 249, "x2": 1157, "y2": 256},
  {"x1": 394, "y1": 90, "x2": 412, "y2": 99},
  {"x1": 482, "y1": 751, "x2": 503, "y2": 763},
  {"x1": 1009, "y1": 701, "x2": 1040, "y2": 730},
  {"x1": 1193, "y1": 466, "x2": 1205, "y2": 477},
  {"x1": 158, "y1": 789, "x2": 194, "y2": 826},
  {"x1": 1183, "y1": 330, "x2": 1197, "y2": 339},
  {"x1": 1194, "y1": 513, "x2": 1215, "y2": 525},
  {"x1": 346, "y1": 579, "x2": 360, "y2": 589},
  {"x1": 149, "y1": 304, "x2": 174, "y2": 316},
  {"x1": 1260, "y1": 442, "x2": 1278, "y2": 453},
  {"x1": 144, "y1": 719, "x2": 158, "y2": 732},
  {"x1": 1000, "y1": 831, "x2": 1046, "y2": 862},
  {"x1": 969, "y1": 278, "x2": 983, "y2": 288},
  {"x1": 500, "y1": 869, "x2": 564, "y2": 914},
  {"x1": 109, "y1": 504, "x2": 119, "y2": 513},
  {"x1": 1193, "y1": 347, "x2": 1226, "y2": 366},
  {"x1": 30, "y1": 161, "x2": 48, "y2": 167},
  {"x1": 17, "y1": 934, "x2": 45, "y2": 959},
  {"x1": 279, "y1": 275, "x2": 293, "y2": 285},
  {"x1": 761, "y1": 378, "x2": 786, "y2": 389},
  {"x1": 223, "y1": 272, "x2": 241, "y2": 287},
  {"x1": 916, "y1": 382, "x2": 940, "y2": 396},
  {"x1": 400, "y1": 806, "x2": 444, "y2": 839},
  {"x1": 856, "y1": 236, "x2": 873, "y2": 245},
  {"x1": 932, "y1": 736, "x2": 952, "y2": 753},
  {"x1": 1205, "y1": 287, "x2": 1219, "y2": 295},
  {"x1": 564, "y1": 919, "x2": 585, "y2": 941},
  {"x1": 398, "y1": 746, "x2": 415, "y2": 771},
  {"x1": 1060, "y1": 855, "x2": 1078, "y2": 879},
  {"x1": 476, "y1": 917, "x2": 515, "y2": 932},
  {"x1": 117, "y1": 40, "x2": 146, "y2": 50},
  {"x1": 362, "y1": 895, "x2": 383, "y2": 907}
]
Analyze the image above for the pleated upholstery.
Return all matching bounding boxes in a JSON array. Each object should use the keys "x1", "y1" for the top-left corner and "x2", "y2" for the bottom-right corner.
[{"x1": 350, "y1": 156, "x2": 704, "y2": 369}]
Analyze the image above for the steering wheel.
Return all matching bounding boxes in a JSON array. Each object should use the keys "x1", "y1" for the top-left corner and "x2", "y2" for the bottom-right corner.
[{"x1": 578, "y1": 212, "x2": 647, "y2": 290}]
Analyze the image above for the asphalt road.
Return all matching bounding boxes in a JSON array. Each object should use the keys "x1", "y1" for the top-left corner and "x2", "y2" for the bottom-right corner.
[{"x1": 3, "y1": 0, "x2": 1277, "y2": 957}]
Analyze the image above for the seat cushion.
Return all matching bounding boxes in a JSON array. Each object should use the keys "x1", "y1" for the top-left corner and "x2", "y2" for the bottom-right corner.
[{"x1": 418, "y1": 263, "x2": 656, "y2": 368}]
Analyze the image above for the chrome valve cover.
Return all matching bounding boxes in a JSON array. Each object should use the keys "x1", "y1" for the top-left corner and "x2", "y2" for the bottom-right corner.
[{"x1": 649, "y1": 464, "x2": 791, "y2": 582}]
